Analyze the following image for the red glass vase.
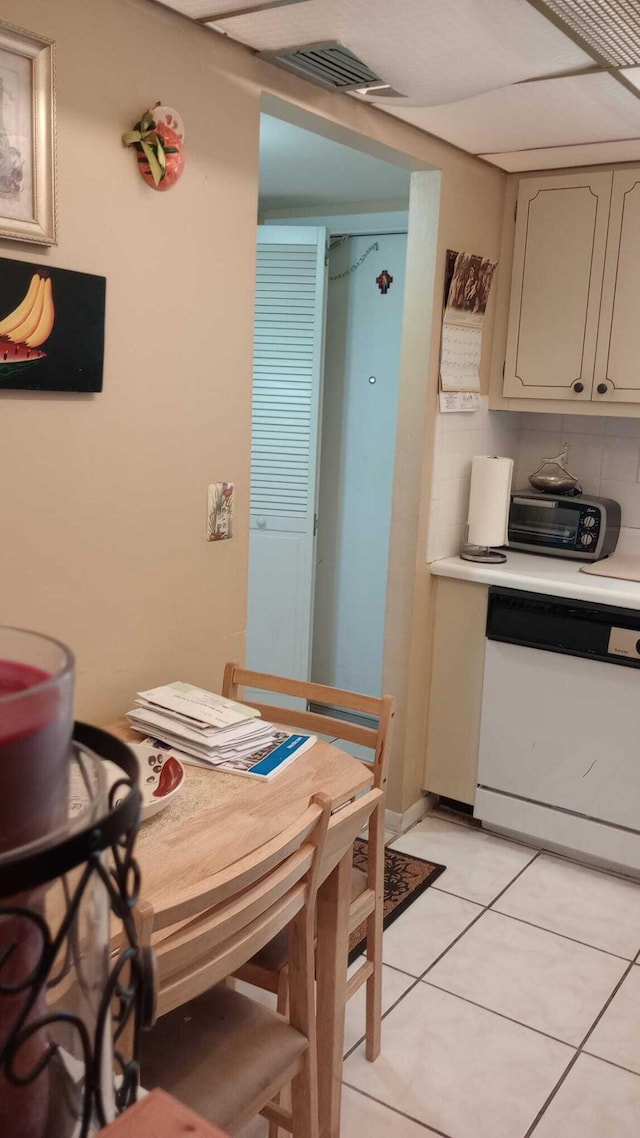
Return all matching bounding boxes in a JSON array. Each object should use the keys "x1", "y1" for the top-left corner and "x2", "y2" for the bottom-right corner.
[{"x1": 0, "y1": 628, "x2": 74, "y2": 1138}]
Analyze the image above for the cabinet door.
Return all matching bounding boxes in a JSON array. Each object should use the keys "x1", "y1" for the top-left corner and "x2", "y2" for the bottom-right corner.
[
  {"x1": 503, "y1": 172, "x2": 612, "y2": 401},
  {"x1": 594, "y1": 169, "x2": 640, "y2": 404}
]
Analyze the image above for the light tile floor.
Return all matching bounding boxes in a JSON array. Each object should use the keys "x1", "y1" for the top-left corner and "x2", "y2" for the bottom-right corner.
[{"x1": 339, "y1": 810, "x2": 640, "y2": 1138}]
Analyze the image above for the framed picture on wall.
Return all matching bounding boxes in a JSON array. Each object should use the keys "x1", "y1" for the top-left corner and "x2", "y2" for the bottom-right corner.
[
  {"x1": 0, "y1": 21, "x2": 56, "y2": 245},
  {"x1": 0, "y1": 256, "x2": 106, "y2": 392}
]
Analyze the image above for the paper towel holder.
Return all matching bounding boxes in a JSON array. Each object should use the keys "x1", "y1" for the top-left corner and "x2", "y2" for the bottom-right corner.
[
  {"x1": 460, "y1": 517, "x2": 507, "y2": 562},
  {"x1": 460, "y1": 539, "x2": 507, "y2": 563},
  {"x1": 460, "y1": 453, "x2": 511, "y2": 563}
]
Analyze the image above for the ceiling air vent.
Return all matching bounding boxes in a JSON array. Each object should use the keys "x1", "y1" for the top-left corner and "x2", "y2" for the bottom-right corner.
[
  {"x1": 540, "y1": 0, "x2": 640, "y2": 66},
  {"x1": 260, "y1": 41, "x2": 385, "y2": 91}
]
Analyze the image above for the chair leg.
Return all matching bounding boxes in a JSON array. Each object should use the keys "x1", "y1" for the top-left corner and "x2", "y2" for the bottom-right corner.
[
  {"x1": 365, "y1": 805, "x2": 384, "y2": 1062},
  {"x1": 289, "y1": 911, "x2": 318, "y2": 1138},
  {"x1": 290, "y1": 1047, "x2": 318, "y2": 1138},
  {"x1": 269, "y1": 970, "x2": 291, "y2": 1138},
  {"x1": 268, "y1": 1107, "x2": 281, "y2": 1138}
]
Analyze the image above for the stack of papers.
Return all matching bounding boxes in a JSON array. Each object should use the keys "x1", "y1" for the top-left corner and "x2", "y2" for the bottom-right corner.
[{"x1": 126, "y1": 681, "x2": 315, "y2": 780}]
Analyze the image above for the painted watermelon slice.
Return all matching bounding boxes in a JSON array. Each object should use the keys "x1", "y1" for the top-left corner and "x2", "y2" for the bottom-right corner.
[
  {"x1": 0, "y1": 337, "x2": 46, "y2": 381},
  {"x1": 0, "y1": 338, "x2": 46, "y2": 362}
]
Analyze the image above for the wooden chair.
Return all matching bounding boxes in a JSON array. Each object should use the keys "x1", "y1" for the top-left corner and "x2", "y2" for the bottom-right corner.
[
  {"x1": 222, "y1": 663, "x2": 395, "y2": 1063},
  {"x1": 140, "y1": 793, "x2": 330, "y2": 1137},
  {"x1": 140, "y1": 787, "x2": 382, "y2": 1137}
]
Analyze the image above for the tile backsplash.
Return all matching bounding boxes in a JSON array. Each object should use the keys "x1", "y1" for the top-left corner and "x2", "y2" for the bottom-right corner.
[
  {"x1": 427, "y1": 398, "x2": 521, "y2": 561},
  {"x1": 515, "y1": 414, "x2": 640, "y2": 530},
  {"x1": 428, "y1": 404, "x2": 640, "y2": 562}
]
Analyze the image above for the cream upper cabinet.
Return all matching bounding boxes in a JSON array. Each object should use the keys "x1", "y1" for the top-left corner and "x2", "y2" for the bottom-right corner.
[
  {"x1": 503, "y1": 171, "x2": 613, "y2": 402},
  {"x1": 594, "y1": 171, "x2": 640, "y2": 404}
]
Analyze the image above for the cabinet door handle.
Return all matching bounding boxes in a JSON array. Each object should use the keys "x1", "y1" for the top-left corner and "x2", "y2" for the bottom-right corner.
[
  {"x1": 596, "y1": 382, "x2": 608, "y2": 395},
  {"x1": 572, "y1": 381, "x2": 584, "y2": 393}
]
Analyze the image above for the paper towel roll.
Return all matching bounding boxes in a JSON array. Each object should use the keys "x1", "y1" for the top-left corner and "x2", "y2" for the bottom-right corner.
[{"x1": 466, "y1": 455, "x2": 514, "y2": 548}]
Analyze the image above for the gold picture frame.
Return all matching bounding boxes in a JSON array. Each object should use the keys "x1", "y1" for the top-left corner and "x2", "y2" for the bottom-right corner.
[{"x1": 0, "y1": 21, "x2": 56, "y2": 245}]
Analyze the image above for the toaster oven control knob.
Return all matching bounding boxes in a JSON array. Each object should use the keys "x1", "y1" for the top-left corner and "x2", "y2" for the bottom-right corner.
[
  {"x1": 583, "y1": 515, "x2": 596, "y2": 527},
  {"x1": 572, "y1": 382, "x2": 584, "y2": 393},
  {"x1": 580, "y1": 533, "x2": 594, "y2": 546}
]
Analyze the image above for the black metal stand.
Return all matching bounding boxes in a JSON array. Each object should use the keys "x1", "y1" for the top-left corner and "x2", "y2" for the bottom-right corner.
[{"x1": 0, "y1": 723, "x2": 155, "y2": 1137}]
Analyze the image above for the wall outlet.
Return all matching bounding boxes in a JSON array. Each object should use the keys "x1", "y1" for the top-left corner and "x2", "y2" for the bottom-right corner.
[{"x1": 207, "y1": 482, "x2": 234, "y2": 541}]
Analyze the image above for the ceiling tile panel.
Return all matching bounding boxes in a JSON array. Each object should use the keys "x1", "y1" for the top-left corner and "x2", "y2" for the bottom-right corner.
[
  {"x1": 205, "y1": 0, "x2": 339, "y2": 46},
  {"x1": 162, "y1": 0, "x2": 262, "y2": 17},
  {"x1": 622, "y1": 65, "x2": 640, "y2": 91},
  {"x1": 384, "y1": 72, "x2": 640, "y2": 154},
  {"x1": 482, "y1": 138, "x2": 640, "y2": 171},
  {"x1": 207, "y1": 0, "x2": 592, "y2": 104},
  {"x1": 158, "y1": 0, "x2": 640, "y2": 171},
  {"x1": 343, "y1": 0, "x2": 594, "y2": 106}
]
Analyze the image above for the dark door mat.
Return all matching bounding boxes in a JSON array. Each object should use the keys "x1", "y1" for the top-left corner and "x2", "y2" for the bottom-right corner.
[{"x1": 349, "y1": 839, "x2": 446, "y2": 963}]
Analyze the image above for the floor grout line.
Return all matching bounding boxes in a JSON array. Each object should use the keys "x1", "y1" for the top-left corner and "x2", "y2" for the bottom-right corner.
[
  {"x1": 348, "y1": 813, "x2": 640, "y2": 1134},
  {"x1": 427, "y1": 849, "x2": 541, "y2": 909},
  {"x1": 530, "y1": 845, "x2": 640, "y2": 887},
  {"x1": 430, "y1": 884, "x2": 486, "y2": 902},
  {"x1": 574, "y1": 959, "x2": 637, "y2": 1053},
  {"x1": 487, "y1": 906, "x2": 638, "y2": 961},
  {"x1": 523, "y1": 956, "x2": 639, "y2": 1136},
  {"x1": 343, "y1": 849, "x2": 545, "y2": 1063},
  {"x1": 423, "y1": 807, "x2": 640, "y2": 888},
  {"x1": 580, "y1": 1050, "x2": 640, "y2": 1080},
  {"x1": 379, "y1": 960, "x2": 423, "y2": 981},
  {"x1": 341, "y1": 1081, "x2": 454, "y2": 1138},
  {"x1": 342, "y1": 971, "x2": 423, "y2": 1063},
  {"x1": 395, "y1": 809, "x2": 542, "y2": 854},
  {"x1": 420, "y1": 978, "x2": 579, "y2": 1048}
]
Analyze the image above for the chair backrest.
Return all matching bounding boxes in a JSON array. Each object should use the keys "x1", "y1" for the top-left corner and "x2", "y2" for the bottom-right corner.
[
  {"x1": 222, "y1": 663, "x2": 396, "y2": 794},
  {"x1": 149, "y1": 793, "x2": 331, "y2": 1018},
  {"x1": 321, "y1": 787, "x2": 383, "y2": 881}
]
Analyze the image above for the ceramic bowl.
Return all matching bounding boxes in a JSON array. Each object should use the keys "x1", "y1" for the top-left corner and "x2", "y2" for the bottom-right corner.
[{"x1": 106, "y1": 742, "x2": 185, "y2": 821}]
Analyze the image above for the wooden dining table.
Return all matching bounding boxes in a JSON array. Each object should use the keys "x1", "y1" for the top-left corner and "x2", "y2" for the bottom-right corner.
[{"x1": 108, "y1": 720, "x2": 374, "y2": 1138}]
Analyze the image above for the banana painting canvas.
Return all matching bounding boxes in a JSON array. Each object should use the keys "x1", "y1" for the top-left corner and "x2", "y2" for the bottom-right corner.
[{"x1": 0, "y1": 256, "x2": 105, "y2": 391}]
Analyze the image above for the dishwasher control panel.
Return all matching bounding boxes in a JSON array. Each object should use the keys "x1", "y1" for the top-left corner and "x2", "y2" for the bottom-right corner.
[
  {"x1": 487, "y1": 587, "x2": 640, "y2": 670},
  {"x1": 608, "y1": 627, "x2": 640, "y2": 660}
]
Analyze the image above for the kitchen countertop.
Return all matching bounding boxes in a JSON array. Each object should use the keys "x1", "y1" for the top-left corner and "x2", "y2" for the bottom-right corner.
[{"x1": 430, "y1": 531, "x2": 640, "y2": 610}]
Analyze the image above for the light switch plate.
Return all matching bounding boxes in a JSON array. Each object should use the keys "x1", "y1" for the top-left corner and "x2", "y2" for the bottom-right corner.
[{"x1": 207, "y1": 482, "x2": 234, "y2": 541}]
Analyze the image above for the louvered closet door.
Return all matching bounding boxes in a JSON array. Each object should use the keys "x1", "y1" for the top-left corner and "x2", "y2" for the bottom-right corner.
[{"x1": 247, "y1": 227, "x2": 327, "y2": 684}]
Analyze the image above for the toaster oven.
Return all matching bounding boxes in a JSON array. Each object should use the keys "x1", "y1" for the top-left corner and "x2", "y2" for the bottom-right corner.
[{"x1": 507, "y1": 491, "x2": 621, "y2": 561}]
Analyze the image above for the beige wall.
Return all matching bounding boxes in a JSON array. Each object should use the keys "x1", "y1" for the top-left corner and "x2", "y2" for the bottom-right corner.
[{"x1": 0, "y1": 0, "x2": 505, "y2": 810}]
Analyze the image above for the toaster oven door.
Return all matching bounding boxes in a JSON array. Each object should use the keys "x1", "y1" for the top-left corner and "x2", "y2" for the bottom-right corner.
[{"x1": 508, "y1": 497, "x2": 582, "y2": 553}]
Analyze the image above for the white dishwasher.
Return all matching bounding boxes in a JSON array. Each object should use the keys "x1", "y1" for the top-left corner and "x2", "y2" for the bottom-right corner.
[{"x1": 475, "y1": 587, "x2": 640, "y2": 874}]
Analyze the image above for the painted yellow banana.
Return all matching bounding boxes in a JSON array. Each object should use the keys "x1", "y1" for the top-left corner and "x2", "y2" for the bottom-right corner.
[
  {"x1": 25, "y1": 278, "x2": 54, "y2": 348},
  {"x1": 0, "y1": 274, "x2": 42, "y2": 336},
  {"x1": 8, "y1": 278, "x2": 46, "y2": 344}
]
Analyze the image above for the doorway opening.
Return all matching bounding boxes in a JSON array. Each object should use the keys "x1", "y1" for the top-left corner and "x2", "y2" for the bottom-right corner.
[{"x1": 247, "y1": 106, "x2": 425, "y2": 711}]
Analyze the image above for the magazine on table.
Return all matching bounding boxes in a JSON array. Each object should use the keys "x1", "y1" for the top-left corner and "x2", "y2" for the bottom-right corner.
[{"x1": 141, "y1": 729, "x2": 316, "y2": 780}]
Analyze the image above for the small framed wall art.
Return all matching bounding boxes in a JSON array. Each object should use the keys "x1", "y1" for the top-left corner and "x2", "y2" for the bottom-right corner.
[
  {"x1": 0, "y1": 21, "x2": 56, "y2": 245},
  {"x1": 0, "y1": 256, "x2": 106, "y2": 392}
]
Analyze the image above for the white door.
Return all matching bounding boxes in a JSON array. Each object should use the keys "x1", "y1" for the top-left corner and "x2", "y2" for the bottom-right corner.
[
  {"x1": 503, "y1": 171, "x2": 612, "y2": 401},
  {"x1": 312, "y1": 233, "x2": 406, "y2": 696},
  {"x1": 247, "y1": 227, "x2": 327, "y2": 683}
]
